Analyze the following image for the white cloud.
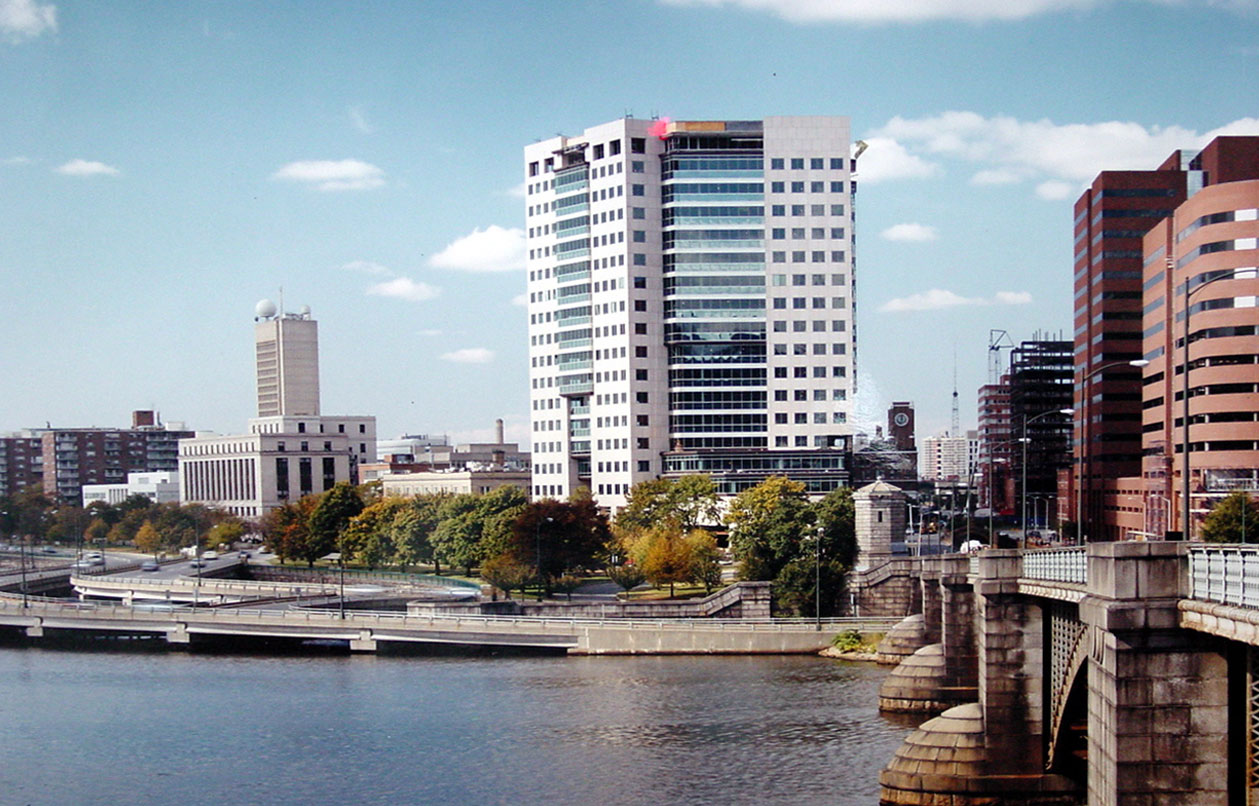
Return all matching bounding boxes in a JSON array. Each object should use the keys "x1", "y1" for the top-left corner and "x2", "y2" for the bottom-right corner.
[
  {"x1": 855, "y1": 137, "x2": 939, "y2": 183},
  {"x1": 872, "y1": 112, "x2": 1259, "y2": 187},
  {"x1": 415, "y1": 328, "x2": 442, "y2": 337},
  {"x1": 505, "y1": 182, "x2": 527, "y2": 198},
  {"x1": 1, "y1": 0, "x2": 56, "y2": 42},
  {"x1": 2, "y1": 155, "x2": 30, "y2": 165},
  {"x1": 365, "y1": 277, "x2": 439, "y2": 302},
  {"x1": 879, "y1": 288, "x2": 1033, "y2": 312},
  {"x1": 441, "y1": 347, "x2": 494, "y2": 364},
  {"x1": 271, "y1": 159, "x2": 385, "y2": 191},
  {"x1": 348, "y1": 107, "x2": 374, "y2": 134},
  {"x1": 660, "y1": 0, "x2": 1103, "y2": 23},
  {"x1": 880, "y1": 223, "x2": 938, "y2": 242},
  {"x1": 1035, "y1": 180, "x2": 1076, "y2": 200},
  {"x1": 994, "y1": 291, "x2": 1033, "y2": 305},
  {"x1": 970, "y1": 168, "x2": 1023, "y2": 185},
  {"x1": 429, "y1": 225, "x2": 526, "y2": 273},
  {"x1": 510, "y1": 293, "x2": 529, "y2": 307},
  {"x1": 340, "y1": 260, "x2": 393, "y2": 277},
  {"x1": 55, "y1": 159, "x2": 120, "y2": 177}
]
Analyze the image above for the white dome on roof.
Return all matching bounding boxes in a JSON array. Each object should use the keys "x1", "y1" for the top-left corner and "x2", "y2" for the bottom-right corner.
[{"x1": 255, "y1": 299, "x2": 277, "y2": 319}]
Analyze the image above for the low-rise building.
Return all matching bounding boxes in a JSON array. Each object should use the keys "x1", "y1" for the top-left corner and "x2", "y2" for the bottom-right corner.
[
  {"x1": 380, "y1": 469, "x2": 531, "y2": 498},
  {"x1": 82, "y1": 471, "x2": 180, "y2": 507}
]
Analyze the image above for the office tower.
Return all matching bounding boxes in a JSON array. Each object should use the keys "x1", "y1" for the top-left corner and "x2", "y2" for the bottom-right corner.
[
  {"x1": 1009, "y1": 339, "x2": 1074, "y2": 527},
  {"x1": 524, "y1": 117, "x2": 856, "y2": 506},
  {"x1": 180, "y1": 303, "x2": 375, "y2": 518},
  {"x1": 1139, "y1": 136, "x2": 1259, "y2": 539},
  {"x1": 254, "y1": 299, "x2": 320, "y2": 417},
  {"x1": 1072, "y1": 160, "x2": 1186, "y2": 539}
]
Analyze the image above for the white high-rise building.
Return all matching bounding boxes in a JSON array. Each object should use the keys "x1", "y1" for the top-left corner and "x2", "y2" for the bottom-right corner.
[
  {"x1": 254, "y1": 300, "x2": 320, "y2": 417},
  {"x1": 919, "y1": 434, "x2": 971, "y2": 483},
  {"x1": 525, "y1": 117, "x2": 857, "y2": 507}
]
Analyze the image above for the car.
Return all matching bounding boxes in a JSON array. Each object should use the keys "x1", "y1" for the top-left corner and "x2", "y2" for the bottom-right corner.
[
  {"x1": 39, "y1": 546, "x2": 58, "y2": 555},
  {"x1": 202, "y1": 551, "x2": 218, "y2": 561},
  {"x1": 238, "y1": 550, "x2": 251, "y2": 559},
  {"x1": 72, "y1": 559, "x2": 98, "y2": 570},
  {"x1": 188, "y1": 559, "x2": 207, "y2": 569},
  {"x1": 140, "y1": 559, "x2": 160, "y2": 572}
]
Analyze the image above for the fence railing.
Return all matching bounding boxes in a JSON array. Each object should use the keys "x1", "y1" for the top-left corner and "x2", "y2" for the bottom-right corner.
[
  {"x1": 1022, "y1": 547, "x2": 1087, "y2": 585},
  {"x1": 1188, "y1": 545, "x2": 1259, "y2": 608}
]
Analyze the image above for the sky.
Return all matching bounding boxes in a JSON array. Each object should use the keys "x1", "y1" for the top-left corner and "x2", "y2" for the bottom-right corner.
[{"x1": 1, "y1": 0, "x2": 1257, "y2": 447}]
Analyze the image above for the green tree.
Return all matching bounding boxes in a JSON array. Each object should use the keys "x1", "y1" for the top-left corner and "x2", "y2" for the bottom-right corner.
[
  {"x1": 685, "y1": 529, "x2": 724, "y2": 594},
  {"x1": 813, "y1": 486, "x2": 857, "y2": 567},
  {"x1": 345, "y1": 497, "x2": 408, "y2": 569},
  {"x1": 725, "y1": 476, "x2": 815, "y2": 581},
  {"x1": 308, "y1": 483, "x2": 364, "y2": 567},
  {"x1": 134, "y1": 521, "x2": 162, "y2": 558},
  {"x1": 430, "y1": 487, "x2": 529, "y2": 576},
  {"x1": 617, "y1": 475, "x2": 720, "y2": 533},
  {"x1": 393, "y1": 494, "x2": 446, "y2": 573},
  {"x1": 510, "y1": 498, "x2": 610, "y2": 595},
  {"x1": 772, "y1": 555, "x2": 848, "y2": 618},
  {"x1": 207, "y1": 519, "x2": 246, "y2": 550},
  {"x1": 1201, "y1": 491, "x2": 1259, "y2": 543}
]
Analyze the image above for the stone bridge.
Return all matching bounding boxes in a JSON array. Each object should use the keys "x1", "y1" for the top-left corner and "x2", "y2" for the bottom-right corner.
[{"x1": 852, "y1": 541, "x2": 1259, "y2": 805}]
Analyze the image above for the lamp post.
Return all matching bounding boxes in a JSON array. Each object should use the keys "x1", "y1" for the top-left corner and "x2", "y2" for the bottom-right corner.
[
  {"x1": 1022, "y1": 408, "x2": 1074, "y2": 546},
  {"x1": 814, "y1": 525, "x2": 823, "y2": 631},
  {"x1": 1077, "y1": 359, "x2": 1149, "y2": 543},
  {"x1": 1180, "y1": 267, "x2": 1252, "y2": 540}
]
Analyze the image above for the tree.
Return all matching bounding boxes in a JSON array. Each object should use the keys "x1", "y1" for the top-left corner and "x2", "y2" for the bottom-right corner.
[
  {"x1": 1201, "y1": 491, "x2": 1259, "y2": 543},
  {"x1": 685, "y1": 529, "x2": 724, "y2": 594},
  {"x1": 207, "y1": 519, "x2": 246, "y2": 550},
  {"x1": 640, "y1": 526, "x2": 693, "y2": 597},
  {"x1": 480, "y1": 552, "x2": 534, "y2": 599},
  {"x1": 725, "y1": 476, "x2": 815, "y2": 581},
  {"x1": 393, "y1": 494, "x2": 446, "y2": 573},
  {"x1": 308, "y1": 482, "x2": 364, "y2": 566},
  {"x1": 814, "y1": 486, "x2": 857, "y2": 568},
  {"x1": 134, "y1": 521, "x2": 162, "y2": 558},
  {"x1": 345, "y1": 497, "x2": 408, "y2": 569},
  {"x1": 510, "y1": 499, "x2": 610, "y2": 594},
  {"x1": 772, "y1": 555, "x2": 849, "y2": 618},
  {"x1": 617, "y1": 475, "x2": 720, "y2": 533}
]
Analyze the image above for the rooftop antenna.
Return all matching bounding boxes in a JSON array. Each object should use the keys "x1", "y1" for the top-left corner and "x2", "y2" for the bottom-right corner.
[{"x1": 988, "y1": 329, "x2": 1013, "y2": 385}]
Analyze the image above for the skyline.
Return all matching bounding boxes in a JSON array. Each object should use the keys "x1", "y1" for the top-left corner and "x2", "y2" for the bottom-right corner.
[{"x1": 2, "y1": 0, "x2": 1257, "y2": 446}]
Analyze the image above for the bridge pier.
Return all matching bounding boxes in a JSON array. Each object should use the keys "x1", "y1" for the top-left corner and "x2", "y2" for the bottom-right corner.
[
  {"x1": 1081, "y1": 542, "x2": 1229, "y2": 806},
  {"x1": 349, "y1": 631, "x2": 377, "y2": 652},
  {"x1": 25, "y1": 620, "x2": 43, "y2": 638},
  {"x1": 167, "y1": 625, "x2": 191, "y2": 645}
]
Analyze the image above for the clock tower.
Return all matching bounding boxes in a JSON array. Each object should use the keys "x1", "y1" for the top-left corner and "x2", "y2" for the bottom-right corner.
[{"x1": 888, "y1": 402, "x2": 915, "y2": 452}]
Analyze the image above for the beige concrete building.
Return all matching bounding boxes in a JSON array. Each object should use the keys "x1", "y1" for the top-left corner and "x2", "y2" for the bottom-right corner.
[{"x1": 380, "y1": 469, "x2": 531, "y2": 497}]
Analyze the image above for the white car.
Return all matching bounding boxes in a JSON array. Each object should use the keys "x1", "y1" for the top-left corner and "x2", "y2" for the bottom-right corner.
[{"x1": 202, "y1": 551, "x2": 218, "y2": 561}]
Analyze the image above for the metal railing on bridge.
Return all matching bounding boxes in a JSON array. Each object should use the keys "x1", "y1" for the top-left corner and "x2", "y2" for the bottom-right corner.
[
  {"x1": 1188, "y1": 545, "x2": 1259, "y2": 608},
  {"x1": 1022, "y1": 547, "x2": 1087, "y2": 585}
]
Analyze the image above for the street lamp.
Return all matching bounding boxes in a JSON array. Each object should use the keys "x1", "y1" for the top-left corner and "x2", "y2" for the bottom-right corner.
[
  {"x1": 1022, "y1": 408, "x2": 1074, "y2": 546},
  {"x1": 1077, "y1": 359, "x2": 1149, "y2": 543},
  {"x1": 1180, "y1": 266, "x2": 1254, "y2": 540},
  {"x1": 814, "y1": 525, "x2": 823, "y2": 631}
]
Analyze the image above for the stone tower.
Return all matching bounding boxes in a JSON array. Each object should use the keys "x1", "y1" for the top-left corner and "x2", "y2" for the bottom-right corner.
[{"x1": 853, "y1": 480, "x2": 906, "y2": 569}]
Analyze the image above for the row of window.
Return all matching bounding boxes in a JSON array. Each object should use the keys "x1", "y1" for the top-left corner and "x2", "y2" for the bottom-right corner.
[
  {"x1": 769, "y1": 157, "x2": 847, "y2": 171},
  {"x1": 770, "y1": 343, "x2": 848, "y2": 356},
  {"x1": 771, "y1": 251, "x2": 847, "y2": 264},
  {"x1": 770, "y1": 227, "x2": 846, "y2": 240},
  {"x1": 768, "y1": 180, "x2": 845, "y2": 194},
  {"x1": 771, "y1": 296, "x2": 849, "y2": 309}
]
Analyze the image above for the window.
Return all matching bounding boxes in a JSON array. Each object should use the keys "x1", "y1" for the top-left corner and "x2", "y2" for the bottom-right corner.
[
  {"x1": 791, "y1": 204, "x2": 805, "y2": 216},
  {"x1": 631, "y1": 160, "x2": 644, "y2": 173},
  {"x1": 297, "y1": 422, "x2": 306, "y2": 433},
  {"x1": 791, "y1": 158, "x2": 804, "y2": 169},
  {"x1": 830, "y1": 181, "x2": 844, "y2": 193},
  {"x1": 775, "y1": 413, "x2": 788, "y2": 424},
  {"x1": 793, "y1": 367, "x2": 807, "y2": 378},
  {"x1": 830, "y1": 204, "x2": 845, "y2": 216},
  {"x1": 812, "y1": 273, "x2": 826, "y2": 284},
  {"x1": 634, "y1": 323, "x2": 647, "y2": 334},
  {"x1": 593, "y1": 144, "x2": 605, "y2": 160},
  {"x1": 636, "y1": 369, "x2": 648, "y2": 380},
  {"x1": 636, "y1": 414, "x2": 649, "y2": 425},
  {"x1": 792, "y1": 297, "x2": 805, "y2": 308},
  {"x1": 634, "y1": 300, "x2": 647, "y2": 311},
  {"x1": 791, "y1": 227, "x2": 806, "y2": 239},
  {"x1": 776, "y1": 436, "x2": 789, "y2": 447},
  {"x1": 631, "y1": 137, "x2": 645, "y2": 153},
  {"x1": 810, "y1": 181, "x2": 824, "y2": 193},
  {"x1": 632, "y1": 207, "x2": 645, "y2": 219},
  {"x1": 830, "y1": 158, "x2": 843, "y2": 170},
  {"x1": 631, "y1": 184, "x2": 644, "y2": 196},
  {"x1": 773, "y1": 297, "x2": 786, "y2": 309},
  {"x1": 770, "y1": 158, "x2": 784, "y2": 169},
  {"x1": 831, "y1": 228, "x2": 845, "y2": 238},
  {"x1": 633, "y1": 230, "x2": 646, "y2": 242},
  {"x1": 772, "y1": 228, "x2": 786, "y2": 239},
  {"x1": 633, "y1": 254, "x2": 646, "y2": 265},
  {"x1": 792, "y1": 251, "x2": 805, "y2": 263},
  {"x1": 338, "y1": 424, "x2": 345, "y2": 433},
  {"x1": 831, "y1": 251, "x2": 846, "y2": 262},
  {"x1": 636, "y1": 392, "x2": 649, "y2": 403},
  {"x1": 795, "y1": 436, "x2": 807, "y2": 447},
  {"x1": 359, "y1": 424, "x2": 366, "y2": 433},
  {"x1": 793, "y1": 343, "x2": 807, "y2": 355},
  {"x1": 771, "y1": 204, "x2": 785, "y2": 216},
  {"x1": 610, "y1": 140, "x2": 621, "y2": 155},
  {"x1": 637, "y1": 460, "x2": 651, "y2": 473},
  {"x1": 794, "y1": 413, "x2": 807, "y2": 424},
  {"x1": 812, "y1": 297, "x2": 825, "y2": 309},
  {"x1": 812, "y1": 252, "x2": 826, "y2": 263},
  {"x1": 791, "y1": 181, "x2": 805, "y2": 193},
  {"x1": 792, "y1": 320, "x2": 806, "y2": 332},
  {"x1": 773, "y1": 344, "x2": 787, "y2": 355},
  {"x1": 813, "y1": 344, "x2": 826, "y2": 355},
  {"x1": 814, "y1": 413, "x2": 827, "y2": 424},
  {"x1": 774, "y1": 367, "x2": 787, "y2": 378},
  {"x1": 771, "y1": 181, "x2": 785, "y2": 193},
  {"x1": 792, "y1": 274, "x2": 806, "y2": 285},
  {"x1": 812, "y1": 228, "x2": 825, "y2": 239},
  {"x1": 811, "y1": 204, "x2": 825, "y2": 216},
  {"x1": 635, "y1": 346, "x2": 647, "y2": 357},
  {"x1": 637, "y1": 437, "x2": 650, "y2": 449},
  {"x1": 774, "y1": 390, "x2": 788, "y2": 401},
  {"x1": 772, "y1": 320, "x2": 787, "y2": 332}
]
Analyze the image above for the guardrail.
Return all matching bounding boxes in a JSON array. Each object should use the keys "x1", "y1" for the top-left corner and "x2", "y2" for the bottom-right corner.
[
  {"x1": 1188, "y1": 545, "x2": 1259, "y2": 608},
  {"x1": 1022, "y1": 547, "x2": 1087, "y2": 585},
  {"x1": 0, "y1": 593, "x2": 901, "y2": 634}
]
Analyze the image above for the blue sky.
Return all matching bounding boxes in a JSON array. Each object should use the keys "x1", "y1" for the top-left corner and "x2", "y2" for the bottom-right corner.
[{"x1": 1, "y1": 0, "x2": 1256, "y2": 445}]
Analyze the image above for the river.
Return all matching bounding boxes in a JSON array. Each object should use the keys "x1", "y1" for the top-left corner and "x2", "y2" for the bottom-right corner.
[{"x1": 0, "y1": 641, "x2": 910, "y2": 806}]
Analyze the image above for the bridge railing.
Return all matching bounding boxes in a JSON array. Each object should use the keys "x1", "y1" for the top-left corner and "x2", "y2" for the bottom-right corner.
[
  {"x1": 1188, "y1": 545, "x2": 1259, "y2": 608},
  {"x1": 1022, "y1": 547, "x2": 1087, "y2": 585}
]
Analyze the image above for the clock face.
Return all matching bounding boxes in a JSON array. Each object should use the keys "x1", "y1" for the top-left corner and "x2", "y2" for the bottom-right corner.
[{"x1": 894, "y1": 413, "x2": 910, "y2": 427}]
